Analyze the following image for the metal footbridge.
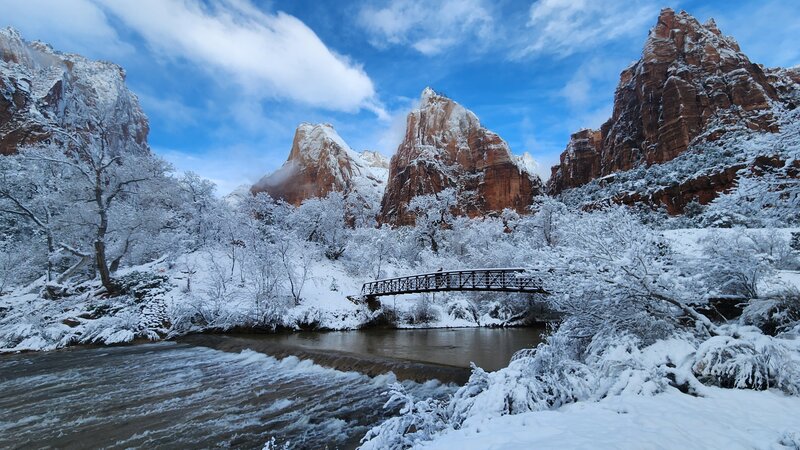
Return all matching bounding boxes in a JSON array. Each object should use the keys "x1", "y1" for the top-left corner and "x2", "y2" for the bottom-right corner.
[{"x1": 360, "y1": 268, "x2": 546, "y2": 298}]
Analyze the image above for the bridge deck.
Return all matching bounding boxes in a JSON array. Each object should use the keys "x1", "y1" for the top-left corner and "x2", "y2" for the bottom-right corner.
[{"x1": 360, "y1": 268, "x2": 545, "y2": 297}]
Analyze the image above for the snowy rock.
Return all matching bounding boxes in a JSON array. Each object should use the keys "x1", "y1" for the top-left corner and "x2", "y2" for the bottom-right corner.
[
  {"x1": 223, "y1": 184, "x2": 253, "y2": 206},
  {"x1": 359, "y1": 150, "x2": 390, "y2": 186},
  {"x1": 548, "y1": 9, "x2": 799, "y2": 204},
  {"x1": 251, "y1": 123, "x2": 387, "y2": 207},
  {"x1": 0, "y1": 27, "x2": 149, "y2": 156},
  {"x1": 380, "y1": 87, "x2": 543, "y2": 225}
]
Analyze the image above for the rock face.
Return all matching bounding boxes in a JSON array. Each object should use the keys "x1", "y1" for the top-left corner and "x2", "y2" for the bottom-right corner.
[
  {"x1": 0, "y1": 28, "x2": 149, "y2": 156},
  {"x1": 548, "y1": 129, "x2": 603, "y2": 193},
  {"x1": 251, "y1": 123, "x2": 387, "y2": 206},
  {"x1": 380, "y1": 88, "x2": 542, "y2": 225},
  {"x1": 548, "y1": 9, "x2": 797, "y2": 199}
]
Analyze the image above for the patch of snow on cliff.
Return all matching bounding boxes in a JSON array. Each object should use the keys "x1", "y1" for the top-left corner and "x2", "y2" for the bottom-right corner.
[{"x1": 515, "y1": 152, "x2": 540, "y2": 177}]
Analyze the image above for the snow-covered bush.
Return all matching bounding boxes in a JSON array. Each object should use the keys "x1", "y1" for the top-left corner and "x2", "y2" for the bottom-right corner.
[
  {"x1": 449, "y1": 335, "x2": 595, "y2": 423},
  {"x1": 445, "y1": 298, "x2": 479, "y2": 323},
  {"x1": 740, "y1": 289, "x2": 800, "y2": 336},
  {"x1": 360, "y1": 383, "x2": 449, "y2": 450},
  {"x1": 699, "y1": 231, "x2": 780, "y2": 298},
  {"x1": 692, "y1": 327, "x2": 800, "y2": 394},
  {"x1": 405, "y1": 296, "x2": 440, "y2": 325},
  {"x1": 110, "y1": 271, "x2": 171, "y2": 303}
]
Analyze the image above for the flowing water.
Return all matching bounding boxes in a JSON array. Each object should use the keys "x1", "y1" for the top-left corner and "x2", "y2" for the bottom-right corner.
[{"x1": 0, "y1": 326, "x2": 546, "y2": 449}]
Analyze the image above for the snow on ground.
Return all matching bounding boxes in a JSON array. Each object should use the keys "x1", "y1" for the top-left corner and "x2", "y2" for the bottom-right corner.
[{"x1": 421, "y1": 387, "x2": 800, "y2": 450}]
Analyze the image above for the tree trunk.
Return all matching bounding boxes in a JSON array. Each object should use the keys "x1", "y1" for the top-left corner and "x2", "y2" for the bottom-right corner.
[
  {"x1": 94, "y1": 177, "x2": 114, "y2": 294},
  {"x1": 95, "y1": 239, "x2": 114, "y2": 294},
  {"x1": 109, "y1": 237, "x2": 131, "y2": 273},
  {"x1": 46, "y1": 233, "x2": 54, "y2": 282}
]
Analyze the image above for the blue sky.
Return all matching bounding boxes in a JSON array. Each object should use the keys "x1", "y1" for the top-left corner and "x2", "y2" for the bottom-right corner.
[{"x1": 5, "y1": 0, "x2": 800, "y2": 193}]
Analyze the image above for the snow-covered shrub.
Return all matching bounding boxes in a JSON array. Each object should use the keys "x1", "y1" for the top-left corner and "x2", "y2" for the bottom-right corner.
[
  {"x1": 698, "y1": 232, "x2": 776, "y2": 299},
  {"x1": 745, "y1": 229, "x2": 800, "y2": 270},
  {"x1": 584, "y1": 332, "x2": 672, "y2": 397},
  {"x1": 0, "y1": 239, "x2": 41, "y2": 295},
  {"x1": 449, "y1": 343, "x2": 595, "y2": 424},
  {"x1": 365, "y1": 305, "x2": 400, "y2": 327},
  {"x1": 445, "y1": 298, "x2": 478, "y2": 323},
  {"x1": 692, "y1": 327, "x2": 800, "y2": 394},
  {"x1": 740, "y1": 289, "x2": 800, "y2": 335},
  {"x1": 405, "y1": 296, "x2": 440, "y2": 324},
  {"x1": 360, "y1": 383, "x2": 449, "y2": 450},
  {"x1": 777, "y1": 431, "x2": 800, "y2": 449},
  {"x1": 791, "y1": 232, "x2": 800, "y2": 252},
  {"x1": 293, "y1": 307, "x2": 323, "y2": 330},
  {"x1": 110, "y1": 271, "x2": 171, "y2": 303},
  {"x1": 479, "y1": 295, "x2": 534, "y2": 325},
  {"x1": 80, "y1": 309, "x2": 154, "y2": 344}
]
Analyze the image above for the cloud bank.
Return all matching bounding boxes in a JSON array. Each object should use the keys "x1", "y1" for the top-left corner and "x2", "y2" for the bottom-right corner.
[{"x1": 99, "y1": 0, "x2": 382, "y2": 115}]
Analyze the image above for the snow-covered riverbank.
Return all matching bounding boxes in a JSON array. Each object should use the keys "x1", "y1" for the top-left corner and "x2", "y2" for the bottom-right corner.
[{"x1": 421, "y1": 386, "x2": 800, "y2": 449}]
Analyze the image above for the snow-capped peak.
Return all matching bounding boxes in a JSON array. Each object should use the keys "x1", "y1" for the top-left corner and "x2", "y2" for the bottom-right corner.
[
  {"x1": 420, "y1": 86, "x2": 438, "y2": 105},
  {"x1": 359, "y1": 150, "x2": 390, "y2": 169},
  {"x1": 293, "y1": 122, "x2": 352, "y2": 160},
  {"x1": 515, "y1": 152, "x2": 540, "y2": 176},
  {"x1": 252, "y1": 123, "x2": 388, "y2": 206}
]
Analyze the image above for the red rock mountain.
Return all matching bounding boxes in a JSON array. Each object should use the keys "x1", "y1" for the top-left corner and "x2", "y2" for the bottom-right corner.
[
  {"x1": 251, "y1": 123, "x2": 388, "y2": 206},
  {"x1": 0, "y1": 28, "x2": 149, "y2": 156},
  {"x1": 548, "y1": 9, "x2": 799, "y2": 203},
  {"x1": 380, "y1": 88, "x2": 543, "y2": 225}
]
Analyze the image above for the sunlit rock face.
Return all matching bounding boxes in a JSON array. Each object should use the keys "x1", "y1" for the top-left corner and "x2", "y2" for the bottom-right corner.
[
  {"x1": 548, "y1": 129, "x2": 603, "y2": 194},
  {"x1": 251, "y1": 123, "x2": 387, "y2": 207},
  {"x1": 0, "y1": 27, "x2": 149, "y2": 156},
  {"x1": 379, "y1": 88, "x2": 543, "y2": 226},
  {"x1": 548, "y1": 8, "x2": 799, "y2": 202}
]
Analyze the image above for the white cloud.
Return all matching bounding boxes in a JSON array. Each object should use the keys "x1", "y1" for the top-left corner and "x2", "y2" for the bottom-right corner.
[
  {"x1": 97, "y1": 0, "x2": 382, "y2": 115},
  {"x1": 519, "y1": 0, "x2": 659, "y2": 57},
  {"x1": 358, "y1": 0, "x2": 494, "y2": 56},
  {"x1": 3, "y1": 0, "x2": 132, "y2": 58}
]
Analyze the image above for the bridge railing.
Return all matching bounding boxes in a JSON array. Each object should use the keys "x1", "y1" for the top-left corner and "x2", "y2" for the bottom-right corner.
[{"x1": 360, "y1": 268, "x2": 545, "y2": 297}]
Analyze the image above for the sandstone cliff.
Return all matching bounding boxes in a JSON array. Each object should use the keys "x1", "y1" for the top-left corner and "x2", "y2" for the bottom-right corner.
[
  {"x1": 0, "y1": 27, "x2": 149, "y2": 156},
  {"x1": 251, "y1": 123, "x2": 387, "y2": 207},
  {"x1": 548, "y1": 8, "x2": 798, "y2": 207},
  {"x1": 379, "y1": 88, "x2": 542, "y2": 225}
]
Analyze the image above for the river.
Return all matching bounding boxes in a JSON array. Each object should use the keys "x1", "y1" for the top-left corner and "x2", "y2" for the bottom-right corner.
[{"x1": 0, "y1": 326, "x2": 546, "y2": 449}]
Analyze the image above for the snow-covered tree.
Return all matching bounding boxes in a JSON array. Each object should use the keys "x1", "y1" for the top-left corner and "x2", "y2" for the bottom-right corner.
[
  {"x1": 295, "y1": 192, "x2": 350, "y2": 259},
  {"x1": 408, "y1": 188, "x2": 457, "y2": 253}
]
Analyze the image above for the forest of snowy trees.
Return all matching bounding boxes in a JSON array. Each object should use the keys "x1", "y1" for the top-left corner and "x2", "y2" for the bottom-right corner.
[
  {"x1": 1, "y1": 131, "x2": 800, "y2": 447},
  {"x1": 1, "y1": 135, "x2": 800, "y2": 342}
]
